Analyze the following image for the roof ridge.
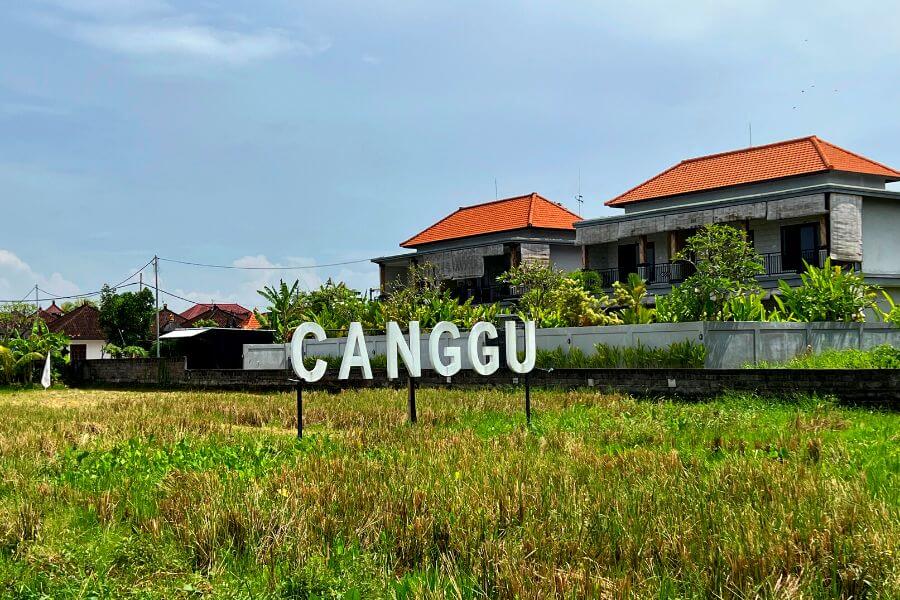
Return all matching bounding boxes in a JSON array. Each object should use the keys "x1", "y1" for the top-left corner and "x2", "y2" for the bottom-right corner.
[
  {"x1": 808, "y1": 136, "x2": 833, "y2": 169},
  {"x1": 678, "y1": 135, "x2": 817, "y2": 165},
  {"x1": 816, "y1": 137, "x2": 900, "y2": 177},
  {"x1": 606, "y1": 159, "x2": 690, "y2": 206},
  {"x1": 399, "y1": 206, "x2": 466, "y2": 248},
  {"x1": 526, "y1": 192, "x2": 537, "y2": 226},
  {"x1": 400, "y1": 192, "x2": 577, "y2": 248},
  {"x1": 47, "y1": 303, "x2": 96, "y2": 332},
  {"x1": 456, "y1": 192, "x2": 536, "y2": 210},
  {"x1": 531, "y1": 193, "x2": 583, "y2": 219}
]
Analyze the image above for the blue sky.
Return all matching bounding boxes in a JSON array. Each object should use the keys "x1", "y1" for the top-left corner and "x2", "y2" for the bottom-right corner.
[{"x1": 2, "y1": 1, "x2": 899, "y2": 311}]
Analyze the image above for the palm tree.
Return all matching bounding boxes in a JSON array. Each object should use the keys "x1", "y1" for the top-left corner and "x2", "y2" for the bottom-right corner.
[{"x1": 255, "y1": 280, "x2": 305, "y2": 343}]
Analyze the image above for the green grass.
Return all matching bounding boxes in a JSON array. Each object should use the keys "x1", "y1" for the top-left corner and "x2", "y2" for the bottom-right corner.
[
  {"x1": 0, "y1": 387, "x2": 897, "y2": 598},
  {"x1": 753, "y1": 344, "x2": 900, "y2": 369}
]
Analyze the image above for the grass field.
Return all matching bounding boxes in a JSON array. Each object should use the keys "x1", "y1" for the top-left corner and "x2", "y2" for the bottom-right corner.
[{"x1": 0, "y1": 387, "x2": 897, "y2": 599}]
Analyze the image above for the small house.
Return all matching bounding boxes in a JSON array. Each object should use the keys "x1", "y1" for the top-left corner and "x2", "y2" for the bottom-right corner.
[{"x1": 373, "y1": 193, "x2": 582, "y2": 303}]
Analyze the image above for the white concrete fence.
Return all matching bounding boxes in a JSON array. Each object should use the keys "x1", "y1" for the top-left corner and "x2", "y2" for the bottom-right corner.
[{"x1": 243, "y1": 322, "x2": 900, "y2": 370}]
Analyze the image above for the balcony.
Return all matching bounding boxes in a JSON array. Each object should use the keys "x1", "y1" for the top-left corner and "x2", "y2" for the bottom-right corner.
[{"x1": 591, "y1": 247, "x2": 831, "y2": 290}]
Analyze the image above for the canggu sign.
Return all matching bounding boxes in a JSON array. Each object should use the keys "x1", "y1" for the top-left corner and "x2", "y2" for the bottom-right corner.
[{"x1": 290, "y1": 320, "x2": 537, "y2": 382}]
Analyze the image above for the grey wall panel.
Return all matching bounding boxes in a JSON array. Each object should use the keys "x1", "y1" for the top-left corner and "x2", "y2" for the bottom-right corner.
[
  {"x1": 766, "y1": 194, "x2": 826, "y2": 220},
  {"x1": 521, "y1": 243, "x2": 551, "y2": 266},
  {"x1": 664, "y1": 209, "x2": 715, "y2": 231},
  {"x1": 829, "y1": 194, "x2": 863, "y2": 262},
  {"x1": 713, "y1": 201, "x2": 767, "y2": 222},
  {"x1": 576, "y1": 222, "x2": 619, "y2": 245},
  {"x1": 245, "y1": 323, "x2": 900, "y2": 370}
]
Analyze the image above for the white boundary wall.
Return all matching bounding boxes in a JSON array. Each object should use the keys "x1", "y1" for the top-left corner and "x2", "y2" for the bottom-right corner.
[{"x1": 243, "y1": 322, "x2": 900, "y2": 370}]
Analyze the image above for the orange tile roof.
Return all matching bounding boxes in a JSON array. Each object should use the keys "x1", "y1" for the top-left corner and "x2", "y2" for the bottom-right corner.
[
  {"x1": 607, "y1": 136, "x2": 900, "y2": 207},
  {"x1": 401, "y1": 193, "x2": 580, "y2": 248},
  {"x1": 241, "y1": 312, "x2": 261, "y2": 330}
]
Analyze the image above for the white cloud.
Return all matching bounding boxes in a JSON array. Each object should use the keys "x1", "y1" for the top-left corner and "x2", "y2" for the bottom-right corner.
[
  {"x1": 0, "y1": 102, "x2": 68, "y2": 117},
  {"x1": 0, "y1": 249, "x2": 81, "y2": 304},
  {"x1": 39, "y1": 0, "x2": 171, "y2": 19},
  {"x1": 68, "y1": 21, "x2": 302, "y2": 64},
  {"x1": 29, "y1": 1, "x2": 328, "y2": 65}
]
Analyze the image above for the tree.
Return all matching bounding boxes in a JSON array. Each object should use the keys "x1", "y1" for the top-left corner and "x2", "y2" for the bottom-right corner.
[
  {"x1": 255, "y1": 279, "x2": 305, "y2": 343},
  {"x1": 190, "y1": 318, "x2": 219, "y2": 328},
  {"x1": 773, "y1": 259, "x2": 877, "y2": 322},
  {"x1": 657, "y1": 224, "x2": 764, "y2": 322},
  {"x1": 681, "y1": 224, "x2": 764, "y2": 286},
  {"x1": 0, "y1": 302, "x2": 36, "y2": 341},
  {"x1": 99, "y1": 285, "x2": 155, "y2": 348},
  {"x1": 60, "y1": 299, "x2": 97, "y2": 312}
]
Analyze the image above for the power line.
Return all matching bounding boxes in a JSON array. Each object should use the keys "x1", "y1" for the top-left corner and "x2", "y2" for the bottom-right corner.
[
  {"x1": 0, "y1": 282, "x2": 141, "y2": 304},
  {"x1": 159, "y1": 256, "x2": 371, "y2": 270},
  {"x1": 111, "y1": 257, "x2": 155, "y2": 290}
]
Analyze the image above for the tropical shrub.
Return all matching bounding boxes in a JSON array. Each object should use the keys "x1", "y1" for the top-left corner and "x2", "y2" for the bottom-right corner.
[
  {"x1": 502, "y1": 264, "x2": 621, "y2": 327},
  {"x1": 752, "y1": 344, "x2": 900, "y2": 369},
  {"x1": 613, "y1": 273, "x2": 655, "y2": 324},
  {"x1": 3, "y1": 319, "x2": 69, "y2": 383},
  {"x1": 879, "y1": 291, "x2": 900, "y2": 327},
  {"x1": 0, "y1": 345, "x2": 14, "y2": 384},
  {"x1": 722, "y1": 292, "x2": 772, "y2": 322},
  {"x1": 569, "y1": 270, "x2": 606, "y2": 298},
  {"x1": 534, "y1": 340, "x2": 706, "y2": 369},
  {"x1": 657, "y1": 224, "x2": 764, "y2": 322},
  {"x1": 381, "y1": 264, "x2": 497, "y2": 330},
  {"x1": 773, "y1": 259, "x2": 877, "y2": 322},
  {"x1": 303, "y1": 280, "x2": 372, "y2": 334}
]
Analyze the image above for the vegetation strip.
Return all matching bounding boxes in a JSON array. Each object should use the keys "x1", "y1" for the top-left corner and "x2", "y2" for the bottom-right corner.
[{"x1": 0, "y1": 388, "x2": 897, "y2": 598}]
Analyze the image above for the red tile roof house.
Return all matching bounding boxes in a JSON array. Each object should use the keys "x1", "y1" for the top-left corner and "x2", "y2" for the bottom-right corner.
[
  {"x1": 37, "y1": 301, "x2": 65, "y2": 324},
  {"x1": 179, "y1": 303, "x2": 260, "y2": 330},
  {"x1": 575, "y1": 136, "x2": 900, "y2": 300},
  {"x1": 47, "y1": 304, "x2": 108, "y2": 361},
  {"x1": 372, "y1": 193, "x2": 583, "y2": 303}
]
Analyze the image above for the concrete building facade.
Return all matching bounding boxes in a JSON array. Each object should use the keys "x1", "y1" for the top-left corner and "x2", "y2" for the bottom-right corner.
[{"x1": 575, "y1": 136, "x2": 900, "y2": 299}]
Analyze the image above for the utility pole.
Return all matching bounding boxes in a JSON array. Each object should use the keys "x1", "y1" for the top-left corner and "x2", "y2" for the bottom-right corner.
[
  {"x1": 34, "y1": 285, "x2": 39, "y2": 320},
  {"x1": 154, "y1": 256, "x2": 160, "y2": 358}
]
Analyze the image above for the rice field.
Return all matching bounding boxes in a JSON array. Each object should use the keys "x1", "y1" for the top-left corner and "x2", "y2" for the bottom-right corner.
[{"x1": 0, "y1": 386, "x2": 897, "y2": 599}]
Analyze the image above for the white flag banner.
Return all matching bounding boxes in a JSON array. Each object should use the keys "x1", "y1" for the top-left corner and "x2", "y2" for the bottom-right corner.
[{"x1": 40, "y1": 352, "x2": 51, "y2": 389}]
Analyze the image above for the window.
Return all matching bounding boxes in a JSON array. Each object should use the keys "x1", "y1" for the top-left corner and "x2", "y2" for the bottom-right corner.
[
  {"x1": 71, "y1": 344, "x2": 87, "y2": 362},
  {"x1": 780, "y1": 223, "x2": 820, "y2": 272},
  {"x1": 617, "y1": 243, "x2": 638, "y2": 282}
]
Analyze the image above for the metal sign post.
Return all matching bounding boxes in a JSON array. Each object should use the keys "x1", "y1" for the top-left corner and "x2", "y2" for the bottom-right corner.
[
  {"x1": 289, "y1": 379, "x2": 303, "y2": 439},
  {"x1": 407, "y1": 376, "x2": 417, "y2": 424},
  {"x1": 525, "y1": 373, "x2": 531, "y2": 426}
]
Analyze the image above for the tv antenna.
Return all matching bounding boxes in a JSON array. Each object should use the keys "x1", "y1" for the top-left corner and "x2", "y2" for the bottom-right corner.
[{"x1": 574, "y1": 168, "x2": 584, "y2": 215}]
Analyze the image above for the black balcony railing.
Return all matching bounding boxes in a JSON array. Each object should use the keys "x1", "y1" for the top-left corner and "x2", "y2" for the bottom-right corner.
[
  {"x1": 589, "y1": 248, "x2": 832, "y2": 289},
  {"x1": 760, "y1": 248, "x2": 828, "y2": 275}
]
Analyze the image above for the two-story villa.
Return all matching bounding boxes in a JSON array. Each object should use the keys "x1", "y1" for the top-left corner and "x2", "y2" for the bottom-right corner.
[
  {"x1": 373, "y1": 193, "x2": 582, "y2": 302},
  {"x1": 575, "y1": 136, "x2": 900, "y2": 300}
]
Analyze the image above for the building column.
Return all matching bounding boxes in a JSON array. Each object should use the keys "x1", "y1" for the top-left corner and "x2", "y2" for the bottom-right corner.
[
  {"x1": 581, "y1": 245, "x2": 589, "y2": 270},
  {"x1": 668, "y1": 232, "x2": 678, "y2": 261},
  {"x1": 379, "y1": 263, "x2": 386, "y2": 291},
  {"x1": 638, "y1": 235, "x2": 648, "y2": 264}
]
